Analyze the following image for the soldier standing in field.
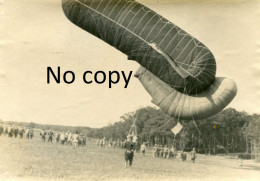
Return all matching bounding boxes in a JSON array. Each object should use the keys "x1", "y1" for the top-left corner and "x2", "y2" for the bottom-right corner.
[
  {"x1": 124, "y1": 135, "x2": 135, "y2": 168},
  {"x1": 160, "y1": 145, "x2": 164, "y2": 158},
  {"x1": 67, "y1": 131, "x2": 72, "y2": 145},
  {"x1": 40, "y1": 129, "x2": 46, "y2": 142},
  {"x1": 18, "y1": 127, "x2": 25, "y2": 139},
  {"x1": 48, "y1": 129, "x2": 54, "y2": 143},
  {"x1": 60, "y1": 132, "x2": 66, "y2": 145},
  {"x1": 191, "y1": 148, "x2": 196, "y2": 163},
  {"x1": 0, "y1": 124, "x2": 3, "y2": 136},
  {"x1": 152, "y1": 144, "x2": 157, "y2": 157},
  {"x1": 140, "y1": 142, "x2": 146, "y2": 156},
  {"x1": 72, "y1": 131, "x2": 79, "y2": 149},
  {"x1": 163, "y1": 145, "x2": 169, "y2": 159},
  {"x1": 181, "y1": 150, "x2": 187, "y2": 161}
]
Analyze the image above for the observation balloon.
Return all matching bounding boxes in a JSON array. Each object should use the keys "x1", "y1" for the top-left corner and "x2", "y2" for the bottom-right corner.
[{"x1": 62, "y1": 0, "x2": 237, "y2": 120}]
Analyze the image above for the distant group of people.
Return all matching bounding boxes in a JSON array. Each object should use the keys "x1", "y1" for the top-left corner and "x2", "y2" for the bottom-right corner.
[
  {"x1": 1, "y1": 123, "x2": 197, "y2": 167},
  {"x1": 95, "y1": 135, "x2": 197, "y2": 168},
  {"x1": 0, "y1": 124, "x2": 33, "y2": 139},
  {"x1": 39, "y1": 129, "x2": 85, "y2": 149},
  {"x1": 124, "y1": 139, "x2": 197, "y2": 167},
  {"x1": 0, "y1": 123, "x2": 88, "y2": 150},
  {"x1": 0, "y1": 123, "x2": 88, "y2": 149},
  {"x1": 96, "y1": 137, "x2": 126, "y2": 149},
  {"x1": 152, "y1": 145, "x2": 196, "y2": 162},
  {"x1": 153, "y1": 145, "x2": 178, "y2": 159}
]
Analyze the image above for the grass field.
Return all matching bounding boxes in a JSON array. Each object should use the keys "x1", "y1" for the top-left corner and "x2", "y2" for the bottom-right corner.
[{"x1": 0, "y1": 133, "x2": 259, "y2": 181}]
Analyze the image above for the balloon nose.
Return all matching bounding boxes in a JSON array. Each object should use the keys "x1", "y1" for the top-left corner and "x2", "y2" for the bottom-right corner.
[{"x1": 135, "y1": 66, "x2": 237, "y2": 120}]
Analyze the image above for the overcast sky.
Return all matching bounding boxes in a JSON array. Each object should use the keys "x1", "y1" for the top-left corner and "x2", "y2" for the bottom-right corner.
[{"x1": 0, "y1": 0, "x2": 259, "y2": 127}]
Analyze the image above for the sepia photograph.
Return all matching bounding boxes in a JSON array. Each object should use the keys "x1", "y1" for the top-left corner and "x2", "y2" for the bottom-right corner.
[{"x1": 0, "y1": 0, "x2": 260, "y2": 180}]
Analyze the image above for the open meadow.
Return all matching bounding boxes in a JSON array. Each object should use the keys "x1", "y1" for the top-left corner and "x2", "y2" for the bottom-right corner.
[{"x1": 0, "y1": 133, "x2": 259, "y2": 181}]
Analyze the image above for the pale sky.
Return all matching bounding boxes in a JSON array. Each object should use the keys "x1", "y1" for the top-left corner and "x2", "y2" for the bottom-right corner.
[{"x1": 0, "y1": 0, "x2": 259, "y2": 127}]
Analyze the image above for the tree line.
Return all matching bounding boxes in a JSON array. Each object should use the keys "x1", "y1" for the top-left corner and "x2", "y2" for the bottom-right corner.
[{"x1": 86, "y1": 106, "x2": 260, "y2": 157}]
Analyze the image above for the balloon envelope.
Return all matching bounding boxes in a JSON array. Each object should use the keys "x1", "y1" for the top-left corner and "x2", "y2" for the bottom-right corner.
[
  {"x1": 62, "y1": 0, "x2": 237, "y2": 120},
  {"x1": 62, "y1": 0, "x2": 216, "y2": 94}
]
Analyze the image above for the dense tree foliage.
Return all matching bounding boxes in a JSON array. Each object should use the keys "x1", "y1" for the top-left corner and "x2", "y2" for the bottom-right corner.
[
  {"x1": 243, "y1": 114, "x2": 260, "y2": 159},
  {"x1": 87, "y1": 107, "x2": 259, "y2": 156}
]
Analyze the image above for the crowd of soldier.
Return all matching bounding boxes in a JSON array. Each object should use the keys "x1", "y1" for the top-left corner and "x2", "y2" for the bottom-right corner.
[
  {"x1": 153, "y1": 145, "x2": 180, "y2": 159},
  {"x1": 152, "y1": 145, "x2": 197, "y2": 162},
  {"x1": 0, "y1": 124, "x2": 33, "y2": 139},
  {"x1": 95, "y1": 137, "x2": 194, "y2": 162},
  {"x1": 0, "y1": 123, "x2": 195, "y2": 161},
  {"x1": 39, "y1": 129, "x2": 86, "y2": 148},
  {"x1": 96, "y1": 137, "x2": 127, "y2": 149},
  {"x1": 0, "y1": 124, "x2": 87, "y2": 149}
]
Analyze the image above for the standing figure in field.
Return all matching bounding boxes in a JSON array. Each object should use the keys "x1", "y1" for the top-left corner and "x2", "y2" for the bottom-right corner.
[
  {"x1": 99, "y1": 138, "x2": 103, "y2": 147},
  {"x1": 181, "y1": 151, "x2": 187, "y2": 161},
  {"x1": 160, "y1": 145, "x2": 164, "y2": 158},
  {"x1": 96, "y1": 138, "x2": 100, "y2": 146},
  {"x1": 135, "y1": 141, "x2": 140, "y2": 153},
  {"x1": 4, "y1": 126, "x2": 8, "y2": 135},
  {"x1": 163, "y1": 145, "x2": 169, "y2": 159},
  {"x1": 67, "y1": 131, "x2": 72, "y2": 145},
  {"x1": 124, "y1": 136, "x2": 135, "y2": 168},
  {"x1": 0, "y1": 125, "x2": 4, "y2": 136},
  {"x1": 112, "y1": 140, "x2": 116, "y2": 148},
  {"x1": 60, "y1": 132, "x2": 66, "y2": 145},
  {"x1": 140, "y1": 142, "x2": 146, "y2": 156},
  {"x1": 29, "y1": 128, "x2": 34, "y2": 139},
  {"x1": 64, "y1": 132, "x2": 68, "y2": 144},
  {"x1": 56, "y1": 132, "x2": 60, "y2": 143},
  {"x1": 72, "y1": 131, "x2": 79, "y2": 149},
  {"x1": 25, "y1": 128, "x2": 30, "y2": 139},
  {"x1": 18, "y1": 127, "x2": 25, "y2": 139},
  {"x1": 40, "y1": 129, "x2": 46, "y2": 142},
  {"x1": 120, "y1": 140, "x2": 125, "y2": 149},
  {"x1": 152, "y1": 144, "x2": 157, "y2": 157},
  {"x1": 79, "y1": 134, "x2": 86, "y2": 146},
  {"x1": 191, "y1": 148, "x2": 197, "y2": 163},
  {"x1": 8, "y1": 126, "x2": 13, "y2": 137},
  {"x1": 156, "y1": 145, "x2": 161, "y2": 158},
  {"x1": 169, "y1": 146, "x2": 175, "y2": 159},
  {"x1": 102, "y1": 137, "x2": 106, "y2": 147},
  {"x1": 14, "y1": 127, "x2": 19, "y2": 138},
  {"x1": 48, "y1": 130, "x2": 54, "y2": 143}
]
